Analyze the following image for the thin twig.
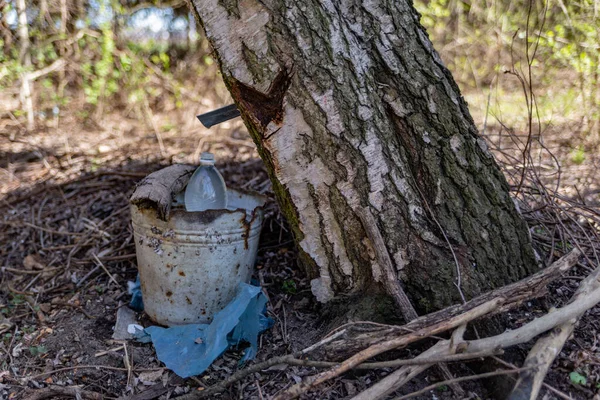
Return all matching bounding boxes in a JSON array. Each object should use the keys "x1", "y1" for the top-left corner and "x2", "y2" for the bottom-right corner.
[
  {"x1": 25, "y1": 365, "x2": 163, "y2": 380},
  {"x1": 392, "y1": 367, "x2": 532, "y2": 400},
  {"x1": 272, "y1": 299, "x2": 501, "y2": 400},
  {"x1": 92, "y1": 253, "x2": 119, "y2": 286},
  {"x1": 2, "y1": 266, "x2": 63, "y2": 275},
  {"x1": 301, "y1": 329, "x2": 347, "y2": 353},
  {"x1": 287, "y1": 348, "x2": 501, "y2": 370},
  {"x1": 493, "y1": 357, "x2": 574, "y2": 400},
  {"x1": 23, "y1": 385, "x2": 104, "y2": 400},
  {"x1": 11, "y1": 221, "x2": 85, "y2": 236}
]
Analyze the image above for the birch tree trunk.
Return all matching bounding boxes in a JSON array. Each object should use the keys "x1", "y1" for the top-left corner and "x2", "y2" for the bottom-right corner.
[
  {"x1": 187, "y1": 0, "x2": 538, "y2": 315},
  {"x1": 17, "y1": 0, "x2": 34, "y2": 130}
]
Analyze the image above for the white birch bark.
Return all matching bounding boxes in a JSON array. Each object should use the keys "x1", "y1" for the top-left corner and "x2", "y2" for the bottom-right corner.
[
  {"x1": 17, "y1": 0, "x2": 34, "y2": 130},
  {"x1": 187, "y1": 0, "x2": 537, "y2": 313}
]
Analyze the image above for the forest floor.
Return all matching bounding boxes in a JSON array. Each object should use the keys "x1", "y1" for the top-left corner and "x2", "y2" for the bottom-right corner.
[{"x1": 1, "y1": 78, "x2": 599, "y2": 400}]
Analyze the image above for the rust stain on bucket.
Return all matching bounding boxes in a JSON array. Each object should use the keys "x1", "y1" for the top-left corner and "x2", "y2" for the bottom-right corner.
[{"x1": 131, "y1": 188, "x2": 267, "y2": 326}]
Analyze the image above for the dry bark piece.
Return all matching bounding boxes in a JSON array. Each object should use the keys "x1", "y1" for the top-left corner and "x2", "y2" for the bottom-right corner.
[{"x1": 129, "y1": 164, "x2": 195, "y2": 221}]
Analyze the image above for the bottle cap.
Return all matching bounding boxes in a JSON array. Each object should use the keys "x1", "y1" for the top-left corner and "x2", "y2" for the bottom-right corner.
[{"x1": 200, "y1": 152, "x2": 215, "y2": 165}]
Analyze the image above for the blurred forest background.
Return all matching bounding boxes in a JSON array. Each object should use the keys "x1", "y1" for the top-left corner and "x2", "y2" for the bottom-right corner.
[{"x1": 0, "y1": 0, "x2": 599, "y2": 195}]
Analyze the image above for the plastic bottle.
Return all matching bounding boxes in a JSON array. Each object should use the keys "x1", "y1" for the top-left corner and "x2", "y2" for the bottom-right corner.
[{"x1": 184, "y1": 152, "x2": 227, "y2": 212}]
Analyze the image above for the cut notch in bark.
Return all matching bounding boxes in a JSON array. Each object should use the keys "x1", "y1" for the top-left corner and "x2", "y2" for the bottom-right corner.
[{"x1": 230, "y1": 67, "x2": 293, "y2": 129}]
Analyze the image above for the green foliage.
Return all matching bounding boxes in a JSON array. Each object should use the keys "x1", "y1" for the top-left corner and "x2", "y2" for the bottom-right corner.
[
  {"x1": 10, "y1": 294, "x2": 25, "y2": 306},
  {"x1": 415, "y1": 0, "x2": 600, "y2": 135},
  {"x1": 29, "y1": 345, "x2": 48, "y2": 356},
  {"x1": 1, "y1": 0, "x2": 202, "y2": 120},
  {"x1": 571, "y1": 146, "x2": 586, "y2": 164},
  {"x1": 282, "y1": 279, "x2": 297, "y2": 294},
  {"x1": 569, "y1": 371, "x2": 587, "y2": 385},
  {"x1": 417, "y1": 0, "x2": 451, "y2": 28},
  {"x1": 82, "y1": 26, "x2": 119, "y2": 105}
]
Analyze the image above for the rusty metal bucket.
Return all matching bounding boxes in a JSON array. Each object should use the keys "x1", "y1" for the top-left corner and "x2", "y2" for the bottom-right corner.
[{"x1": 131, "y1": 188, "x2": 266, "y2": 326}]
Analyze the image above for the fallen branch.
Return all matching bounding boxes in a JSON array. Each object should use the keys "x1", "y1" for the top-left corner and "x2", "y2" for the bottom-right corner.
[
  {"x1": 323, "y1": 249, "x2": 581, "y2": 358},
  {"x1": 509, "y1": 257, "x2": 600, "y2": 399},
  {"x1": 273, "y1": 250, "x2": 581, "y2": 399},
  {"x1": 350, "y1": 256, "x2": 599, "y2": 400},
  {"x1": 466, "y1": 280, "x2": 600, "y2": 353},
  {"x1": 176, "y1": 250, "x2": 580, "y2": 400},
  {"x1": 23, "y1": 385, "x2": 103, "y2": 400},
  {"x1": 393, "y1": 367, "x2": 532, "y2": 400},
  {"x1": 272, "y1": 299, "x2": 501, "y2": 400},
  {"x1": 350, "y1": 331, "x2": 463, "y2": 400}
]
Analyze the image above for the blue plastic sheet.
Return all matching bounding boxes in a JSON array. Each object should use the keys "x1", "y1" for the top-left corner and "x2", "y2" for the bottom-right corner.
[
  {"x1": 127, "y1": 275, "x2": 144, "y2": 311},
  {"x1": 134, "y1": 282, "x2": 272, "y2": 378}
]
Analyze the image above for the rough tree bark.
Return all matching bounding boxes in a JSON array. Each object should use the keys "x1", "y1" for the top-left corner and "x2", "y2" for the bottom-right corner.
[{"x1": 186, "y1": 0, "x2": 538, "y2": 315}]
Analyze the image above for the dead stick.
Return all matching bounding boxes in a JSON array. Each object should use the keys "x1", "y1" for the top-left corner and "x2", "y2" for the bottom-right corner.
[
  {"x1": 466, "y1": 283, "x2": 600, "y2": 353},
  {"x1": 351, "y1": 325, "x2": 469, "y2": 400},
  {"x1": 18, "y1": 221, "x2": 86, "y2": 236},
  {"x1": 325, "y1": 249, "x2": 580, "y2": 356},
  {"x1": 272, "y1": 298, "x2": 501, "y2": 400},
  {"x1": 392, "y1": 367, "x2": 532, "y2": 400},
  {"x1": 509, "y1": 258, "x2": 600, "y2": 399},
  {"x1": 92, "y1": 253, "x2": 119, "y2": 286},
  {"x1": 25, "y1": 365, "x2": 162, "y2": 380},
  {"x1": 2, "y1": 266, "x2": 63, "y2": 275},
  {"x1": 23, "y1": 385, "x2": 104, "y2": 400},
  {"x1": 356, "y1": 208, "x2": 418, "y2": 321},
  {"x1": 277, "y1": 250, "x2": 580, "y2": 400},
  {"x1": 289, "y1": 348, "x2": 501, "y2": 370}
]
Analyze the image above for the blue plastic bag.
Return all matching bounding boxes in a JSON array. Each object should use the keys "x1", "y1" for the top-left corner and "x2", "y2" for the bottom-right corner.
[{"x1": 138, "y1": 283, "x2": 272, "y2": 378}]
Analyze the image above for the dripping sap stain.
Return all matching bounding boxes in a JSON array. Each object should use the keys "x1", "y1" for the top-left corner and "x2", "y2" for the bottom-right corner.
[{"x1": 229, "y1": 68, "x2": 293, "y2": 130}]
